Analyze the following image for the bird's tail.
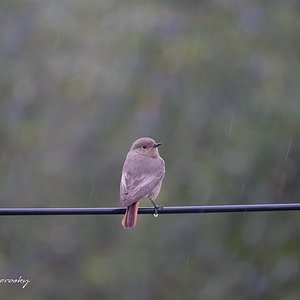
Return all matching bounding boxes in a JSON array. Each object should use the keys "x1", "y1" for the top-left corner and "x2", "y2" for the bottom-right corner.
[{"x1": 122, "y1": 201, "x2": 140, "y2": 229}]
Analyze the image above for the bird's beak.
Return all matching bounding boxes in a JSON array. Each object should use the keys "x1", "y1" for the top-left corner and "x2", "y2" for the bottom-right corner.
[{"x1": 153, "y1": 143, "x2": 162, "y2": 148}]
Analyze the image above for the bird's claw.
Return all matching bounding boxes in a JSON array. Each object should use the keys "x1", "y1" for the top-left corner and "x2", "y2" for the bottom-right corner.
[{"x1": 153, "y1": 205, "x2": 163, "y2": 218}]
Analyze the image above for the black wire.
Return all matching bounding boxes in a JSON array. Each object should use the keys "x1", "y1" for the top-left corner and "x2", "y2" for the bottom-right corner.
[{"x1": 0, "y1": 203, "x2": 299, "y2": 216}]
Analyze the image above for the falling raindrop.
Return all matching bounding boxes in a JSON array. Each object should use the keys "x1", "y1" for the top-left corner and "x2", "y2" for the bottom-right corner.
[
  {"x1": 54, "y1": 32, "x2": 61, "y2": 51},
  {"x1": 186, "y1": 252, "x2": 191, "y2": 267},
  {"x1": 285, "y1": 139, "x2": 292, "y2": 161},
  {"x1": 88, "y1": 184, "x2": 95, "y2": 202},
  {"x1": 240, "y1": 183, "x2": 246, "y2": 198}
]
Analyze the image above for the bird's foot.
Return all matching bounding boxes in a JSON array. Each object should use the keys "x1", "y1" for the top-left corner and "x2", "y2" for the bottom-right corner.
[
  {"x1": 153, "y1": 205, "x2": 164, "y2": 218},
  {"x1": 149, "y1": 199, "x2": 163, "y2": 217}
]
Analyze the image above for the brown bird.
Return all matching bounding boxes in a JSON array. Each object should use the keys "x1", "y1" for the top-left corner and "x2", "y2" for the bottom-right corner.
[{"x1": 120, "y1": 137, "x2": 165, "y2": 229}]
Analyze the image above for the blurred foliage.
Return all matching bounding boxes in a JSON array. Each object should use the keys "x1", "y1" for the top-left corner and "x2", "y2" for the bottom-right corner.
[{"x1": 0, "y1": 0, "x2": 299, "y2": 299}]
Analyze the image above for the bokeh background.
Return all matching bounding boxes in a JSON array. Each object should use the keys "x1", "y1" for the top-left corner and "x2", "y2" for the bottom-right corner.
[{"x1": 0, "y1": 0, "x2": 299, "y2": 299}]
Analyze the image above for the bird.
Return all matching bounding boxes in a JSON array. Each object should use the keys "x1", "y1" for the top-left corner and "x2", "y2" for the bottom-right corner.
[{"x1": 120, "y1": 137, "x2": 165, "y2": 229}]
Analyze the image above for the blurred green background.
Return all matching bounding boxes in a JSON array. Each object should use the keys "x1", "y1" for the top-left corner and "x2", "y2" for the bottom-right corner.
[{"x1": 0, "y1": 0, "x2": 299, "y2": 299}]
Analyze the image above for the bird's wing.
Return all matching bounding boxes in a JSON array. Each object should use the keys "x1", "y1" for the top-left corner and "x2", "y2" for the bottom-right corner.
[{"x1": 120, "y1": 161, "x2": 165, "y2": 208}]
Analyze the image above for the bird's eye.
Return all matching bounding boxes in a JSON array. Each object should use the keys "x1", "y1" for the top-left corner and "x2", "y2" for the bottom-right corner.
[{"x1": 142, "y1": 145, "x2": 147, "y2": 149}]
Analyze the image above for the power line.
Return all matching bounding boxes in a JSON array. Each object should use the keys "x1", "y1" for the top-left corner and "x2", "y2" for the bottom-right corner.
[{"x1": 0, "y1": 203, "x2": 299, "y2": 216}]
